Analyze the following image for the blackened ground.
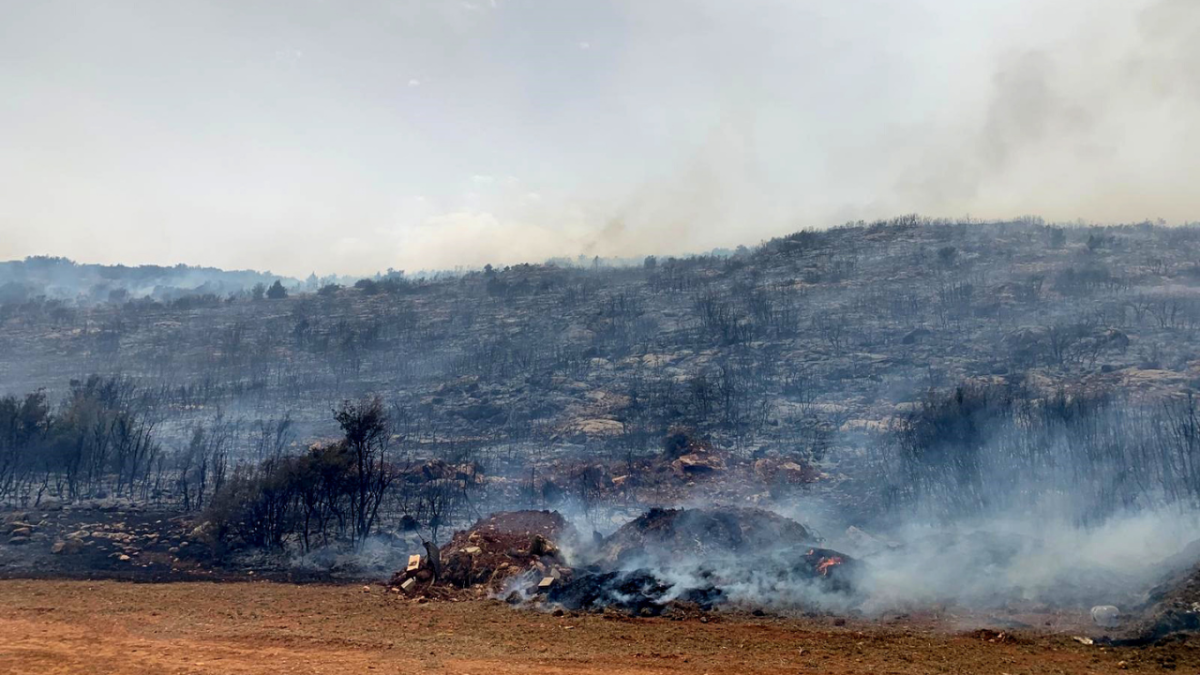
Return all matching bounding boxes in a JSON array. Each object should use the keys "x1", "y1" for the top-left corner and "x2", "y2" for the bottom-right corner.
[
  {"x1": 0, "y1": 506, "x2": 355, "y2": 584},
  {"x1": 548, "y1": 568, "x2": 724, "y2": 615}
]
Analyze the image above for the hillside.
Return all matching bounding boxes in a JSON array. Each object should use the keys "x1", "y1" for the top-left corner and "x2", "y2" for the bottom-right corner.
[
  {"x1": 4, "y1": 218, "x2": 1198, "y2": 454},
  {"x1": 6, "y1": 216, "x2": 1200, "y2": 623}
]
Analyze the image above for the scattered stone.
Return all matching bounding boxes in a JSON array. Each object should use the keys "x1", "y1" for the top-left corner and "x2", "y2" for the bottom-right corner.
[{"x1": 51, "y1": 539, "x2": 85, "y2": 555}]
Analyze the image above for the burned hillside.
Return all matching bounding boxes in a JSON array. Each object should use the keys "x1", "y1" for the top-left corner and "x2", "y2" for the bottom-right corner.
[
  {"x1": 5, "y1": 218, "x2": 1200, "y2": 636},
  {"x1": 8, "y1": 219, "x2": 1200, "y2": 495}
]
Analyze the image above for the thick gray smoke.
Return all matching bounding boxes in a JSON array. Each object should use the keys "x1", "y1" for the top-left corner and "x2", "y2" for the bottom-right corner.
[
  {"x1": 546, "y1": 503, "x2": 1200, "y2": 619},
  {"x1": 2, "y1": 0, "x2": 1196, "y2": 275},
  {"x1": 894, "y1": 0, "x2": 1200, "y2": 225},
  {"x1": 850, "y1": 509, "x2": 1200, "y2": 616}
]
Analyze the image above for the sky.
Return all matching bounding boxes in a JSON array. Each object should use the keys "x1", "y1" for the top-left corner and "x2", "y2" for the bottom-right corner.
[{"x1": 1, "y1": 0, "x2": 1197, "y2": 276}]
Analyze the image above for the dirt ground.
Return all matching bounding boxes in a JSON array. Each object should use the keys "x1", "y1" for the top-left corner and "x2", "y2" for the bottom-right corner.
[{"x1": 2, "y1": 580, "x2": 1198, "y2": 675}]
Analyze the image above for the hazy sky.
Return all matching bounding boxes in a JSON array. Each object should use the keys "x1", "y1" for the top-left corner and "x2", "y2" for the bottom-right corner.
[{"x1": 1, "y1": 0, "x2": 1197, "y2": 276}]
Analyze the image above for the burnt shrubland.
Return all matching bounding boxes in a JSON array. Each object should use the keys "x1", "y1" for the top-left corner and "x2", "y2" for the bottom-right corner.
[
  {"x1": 889, "y1": 384, "x2": 1200, "y2": 522},
  {"x1": 6, "y1": 218, "x2": 1200, "y2": 564}
]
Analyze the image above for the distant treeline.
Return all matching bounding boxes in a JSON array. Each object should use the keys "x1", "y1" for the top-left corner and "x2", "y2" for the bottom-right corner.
[{"x1": 0, "y1": 256, "x2": 305, "y2": 305}]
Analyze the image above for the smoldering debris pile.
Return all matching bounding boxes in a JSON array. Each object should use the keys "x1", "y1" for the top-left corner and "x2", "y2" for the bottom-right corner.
[
  {"x1": 596, "y1": 507, "x2": 814, "y2": 565},
  {"x1": 391, "y1": 506, "x2": 860, "y2": 615},
  {"x1": 390, "y1": 510, "x2": 575, "y2": 595},
  {"x1": 555, "y1": 507, "x2": 859, "y2": 614}
]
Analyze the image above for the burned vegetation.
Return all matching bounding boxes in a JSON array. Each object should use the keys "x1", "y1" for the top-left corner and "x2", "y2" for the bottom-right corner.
[{"x1": 6, "y1": 218, "x2": 1200, "y2": 636}]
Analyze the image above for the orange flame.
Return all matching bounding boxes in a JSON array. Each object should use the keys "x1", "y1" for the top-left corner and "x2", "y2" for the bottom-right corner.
[
  {"x1": 806, "y1": 549, "x2": 844, "y2": 576},
  {"x1": 816, "y1": 557, "x2": 843, "y2": 575}
]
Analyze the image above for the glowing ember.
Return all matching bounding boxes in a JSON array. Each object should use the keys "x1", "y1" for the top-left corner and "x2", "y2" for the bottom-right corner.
[
  {"x1": 807, "y1": 549, "x2": 844, "y2": 576},
  {"x1": 816, "y1": 556, "x2": 844, "y2": 575}
]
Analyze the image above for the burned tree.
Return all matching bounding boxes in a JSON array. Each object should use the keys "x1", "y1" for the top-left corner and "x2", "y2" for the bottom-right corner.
[{"x1": 334, "y1": 396, "x2": 396, "y2": 545}]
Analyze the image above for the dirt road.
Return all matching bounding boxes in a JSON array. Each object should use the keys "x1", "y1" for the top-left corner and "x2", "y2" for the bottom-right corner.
[{"x1": 0, "y1": 579, "x2": 1194, "y2": 674}]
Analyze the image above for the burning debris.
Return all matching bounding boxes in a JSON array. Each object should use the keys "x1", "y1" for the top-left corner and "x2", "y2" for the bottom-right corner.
[
  {"x1": 388, "y1": 506, "x2": 864, "y2": 615},
  {"x1": 804, "y1": 547, "x2": 855, "y2": 591}
]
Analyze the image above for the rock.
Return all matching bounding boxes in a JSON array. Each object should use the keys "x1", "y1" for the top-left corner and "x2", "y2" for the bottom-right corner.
[
  {"x1": 188, "y1": 522, "x2": 212, "y2": 541},
  {"x1": 575, "y1": 419, "x2": 625, "y2": 437},
  {"x1": 118, "y1": 554, "x2": 131, "y2": 562},
  {"x1": 7, "y1": 536, "x2": 30, "y2": 546},
  {"x1": 671, "y1": 451, "x2": 726, "y2": 479},
  {"x1": 3, "y1": 512, "x2": 28, "y2": 524},
  {"x1": 51, "y1": 539, "x2": 85, "y2": 555},
  {"x1": 9, "y1": 527, "x2": 32, "y2": 538},
  {"x1": 1091, "y1": 605, "x2": 1120, "y2": 628}
]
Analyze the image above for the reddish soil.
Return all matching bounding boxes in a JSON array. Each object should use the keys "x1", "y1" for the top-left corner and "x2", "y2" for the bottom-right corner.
[{"x1": 3, "y1": 579, "x2": 1199, "y2": 674}]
